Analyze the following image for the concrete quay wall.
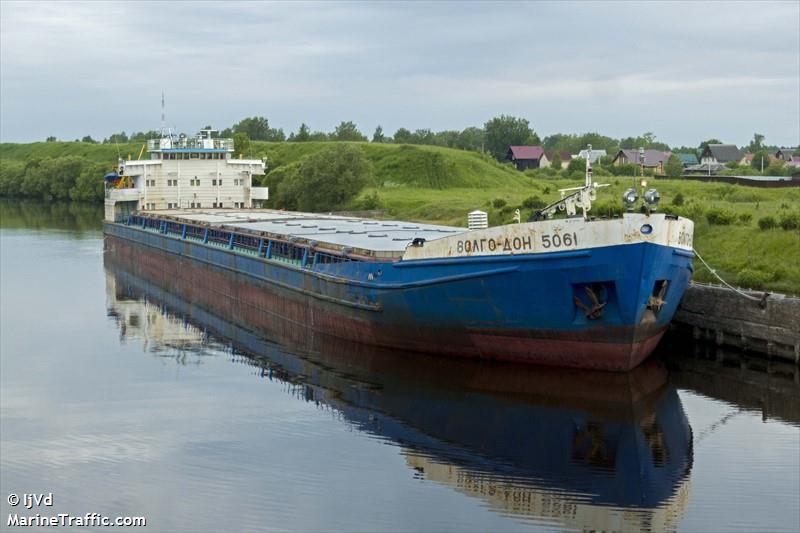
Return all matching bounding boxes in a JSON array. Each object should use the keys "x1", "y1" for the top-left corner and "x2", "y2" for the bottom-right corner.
[{"x1": 674, "y1": 282, "x2": 800, "y2": 364}]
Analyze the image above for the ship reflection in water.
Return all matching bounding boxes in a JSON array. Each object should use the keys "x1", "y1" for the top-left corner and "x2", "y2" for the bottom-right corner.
[{"x1": 104, "y1": 236, "x2": 693, "y2": 531}]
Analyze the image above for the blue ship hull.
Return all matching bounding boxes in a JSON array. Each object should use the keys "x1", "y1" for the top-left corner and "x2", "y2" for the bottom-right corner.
[{"x1": 104, "y1": 215, "x2": 693, "y2": 371}]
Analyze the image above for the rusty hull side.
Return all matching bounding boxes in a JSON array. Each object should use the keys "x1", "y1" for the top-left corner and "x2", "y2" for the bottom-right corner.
[{"x1": 104, "y1": 223, "x2": 692, "y2": 371}]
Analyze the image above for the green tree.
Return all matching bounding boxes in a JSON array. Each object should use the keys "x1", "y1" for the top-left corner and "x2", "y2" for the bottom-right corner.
[
  {"x1": 698, "y1": 138, "x2": 722, "y2": 153},
  {"x1": 233, "y1": 132, "x2": 251, "y2": 157},
  {"x1": 281, "y1": 144, "x2": 372, "y2": 211},
  {"x1": 81, "y1": 135, "x2": 97, "y2": 143},
  {"x1": 748, "y1": 133, "x2": 765, "y2": 153},
  {"x1": 484, "y1": 115, "x2": 535, "y2": 161},
  {"x1": 665, "y1": 154, "x2": 683, "y2": 178},
  {"x1": 332, "y1": 121, "x2": 367, "y2": 141},
  {"x1": 433, "y1": 130, "x2": 459, "y2": 148},
  {"x1": 232, "y1": 116, "x2": 285, "y2": 141},
  {"x1": 371, "y1": 125, "x2": 386, "y2": 143},
  {"x1": 393, "y1": 127, "x2": 413, "y2": 144},
  {"x1": 455, "y1": 127, "x2": 486, "y2": 152},
  {"x1": 412, "y1": 129, "x2": 435, "y2": 145},
  {"x1": 0, "y1": 161, "x2": 25, "y2": 196},
  {"x1": 46, "y1": 136, "x2": 57, "y2": 142},
  {"x1": 104, "y1": 132, "x2": 128, "y2": 144},
  {"x1": 129, "y1": 130, "x2": 160, "y2": 142},
  {"x1": 70, "y1": 162, "x2": 107, "y2": 202},
  {"x1": 289, "y1": 123, "x2": 311, "y2": 142},
  {"x1": 567, "y1": 157, "x2": 586, "y2": 173},
  {"x1": 308, "y1": 131, "x2": 330, "y2": 141},
  {"x1": 619, "y1": 132, "x2": 669, "y2": 151},
  {"x1": 751, "y1": 149, "x2": 770, "y2": 172},
  {"x1": 47, "y1": 157, "x2": 87, "y2": 200},
  {"x1": 765, "y1": 158, "x2": 785, "y2": 176},
  {"x1": 549, "y1": 152, "x2": 562, "y2": 170}
]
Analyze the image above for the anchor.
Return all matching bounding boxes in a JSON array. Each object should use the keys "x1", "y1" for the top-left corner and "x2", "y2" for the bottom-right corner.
[
  {"x1": 574, "y1": 285, "x2": 606, "y2": 320},
  {"x1": 647, "y1": 280, "x2": 669, "y2": 312}
]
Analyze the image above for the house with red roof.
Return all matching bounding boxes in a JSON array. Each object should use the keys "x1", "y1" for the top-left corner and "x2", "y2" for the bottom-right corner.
[{"x1": 506, "y1": 146, "x2": 549, "y2": 171}]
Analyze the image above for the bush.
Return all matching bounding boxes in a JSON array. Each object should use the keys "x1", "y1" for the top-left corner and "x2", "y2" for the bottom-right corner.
[
  {"x1": 680, "y1": 201, "x2": 706, "y2": 222},
  {"x1": 736, "y1": 268, "x2": 775, "y2": 290},
  {"x1": 705, "y1": 208, "x2": 736, "y2": 225},
  {"x1": 522, "y1": 195, "x2": 546, "y2": 209},
  {"x1": 779, "y1": 212, "x2": 800, "y2": 230},
  {"x1": 591, "y1": 165, "x2": 612, "y2": 177},
  {"x1": 758, "y1": 216, "x2": 777, "y2": 230},
  {"x1": 672, "y1": 192, "x2": 685, "y2": 206},
  {"x1": 765, "y1": 159, "x2": 785, "y2": 177},
  {"x1": 492, "y1": 198, "x2": 507, "y2": 209},
  {"x1": 727, "y1": 189, "x2": 765, "y2": 203},
  {"x1": 567, "y1": 157, "x2": 587, "y2": 173},
  {"x1": 279, "y1": 144, "x2": 372, "y2": 212},
  {"x1": 665, "y1": 155, "x2": 683, "y2": 179},
  {"x1": 736, "y1": 212, "x2": 753, "y2": 225},
  {"x1": 591, "y1": 200, "x2": 624, "y2": 218},
  {"x1": 355, "y1": 190, "x2": 384, "y2": 210},
  {"x1": 610, "y1": 163, "x2": 640, "y2": 176}
]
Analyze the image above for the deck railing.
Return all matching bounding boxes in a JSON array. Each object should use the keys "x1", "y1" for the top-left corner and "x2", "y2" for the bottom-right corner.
[
  {"x1": 123, "y1": 215, "x2": 361, "y2": 269},
  {"x1": 147, "y1": 137, "x2": 234, "y2": 152}
]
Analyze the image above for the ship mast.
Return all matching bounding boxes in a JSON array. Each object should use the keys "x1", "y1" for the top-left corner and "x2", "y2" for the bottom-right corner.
[
  {"x1": 529, "y1": 144, "x2": 607, "y2": 221},
  {"x1": 160, "y1": 89, "x2": 166, "y2": 136}
]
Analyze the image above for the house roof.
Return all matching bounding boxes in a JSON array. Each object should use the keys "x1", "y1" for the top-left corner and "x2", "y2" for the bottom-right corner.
[
  {"x1": 507, "y1": 146, "x2": 545, "y2": 160},
  {"x1": 575, "y1": 149, "x2": 607, "y2": 163},
  {"x1": 775, "y1": 148, "x2": 795, "y2": 161},
  {"x1": 704, "y1": 144, "x2": 741, "y2": 163},
  {"x1": 675, "y1": 153, "x2": 699, "y2": 165},
  {"x1": 614, "y1": 149, "x2": 669, "y2": 167}
]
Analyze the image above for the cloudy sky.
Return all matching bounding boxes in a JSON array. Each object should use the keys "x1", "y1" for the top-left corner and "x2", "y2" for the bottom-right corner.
[{"x1": 1, "y1": 1, "x2": 798, "y2": 147}]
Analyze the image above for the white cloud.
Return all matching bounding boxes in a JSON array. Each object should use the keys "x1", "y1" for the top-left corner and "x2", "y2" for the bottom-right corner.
[{"x1": 1, "y1": 1, "x2": 798, "y2": 145}]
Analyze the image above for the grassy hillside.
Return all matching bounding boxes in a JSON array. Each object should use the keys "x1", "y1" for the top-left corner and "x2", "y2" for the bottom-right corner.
[
  {"x1": 2, "y1": 140, "x2": 798, "y2": 294},
  {"x1": 0, "y1": 141, "x2": 143, "y2": 162},
  {"x1": 251, "y1": 141, "x2": 529, "y2": 189}
]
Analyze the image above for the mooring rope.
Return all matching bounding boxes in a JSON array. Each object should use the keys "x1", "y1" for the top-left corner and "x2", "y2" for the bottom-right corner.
[{"x1": 692, "y1": 248, "x2": 763, "y2": 302}]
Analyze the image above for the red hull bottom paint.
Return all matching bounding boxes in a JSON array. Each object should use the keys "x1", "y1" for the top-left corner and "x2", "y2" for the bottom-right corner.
[{"x1": 105, "y1": 235, "x2": 664, "y2": 372}]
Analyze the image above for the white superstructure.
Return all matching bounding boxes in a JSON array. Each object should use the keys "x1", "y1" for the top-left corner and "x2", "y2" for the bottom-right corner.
[{"x1": 105, "y1": 128, "x2": 267, "y2": 221}]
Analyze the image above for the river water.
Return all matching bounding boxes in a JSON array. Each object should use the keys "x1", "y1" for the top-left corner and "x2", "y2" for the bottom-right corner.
[{"x1": 1, "y1": 200, "x2": 798, "y2": 532}]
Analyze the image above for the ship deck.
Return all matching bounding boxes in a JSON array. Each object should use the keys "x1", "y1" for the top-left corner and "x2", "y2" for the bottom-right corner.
[{"x1": 146, "y1": 208, "x2": 466, "y2": 256}]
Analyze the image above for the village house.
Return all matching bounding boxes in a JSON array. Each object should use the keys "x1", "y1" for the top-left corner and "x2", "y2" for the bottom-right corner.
[
  {"x1": 774, "y1": 148, "x2": 797, "y2": 162},
  {"x1": 612, "y1": 149, "x2": 669, "y2": 173},
  {"x1": 675, "y1": 153, "x2": 699, "y2": 167},
  {"x1": 574, "y1": 148, "x2": 607, "y2": 164},
  {"x1": 545, "y1": 151, "x2": 572, "y2": 169},
  {"x1": 506, "y1": 146, "x2": 549, "y2": 170},
  {"x1": 699, "y1": 144, "x2": 741, "y2": 165}
]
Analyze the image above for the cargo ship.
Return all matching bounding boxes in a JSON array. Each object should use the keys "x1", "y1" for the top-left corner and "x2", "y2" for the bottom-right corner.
[{"x1": 103, "y1": 130, "x2": 694, "y2": 371}]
